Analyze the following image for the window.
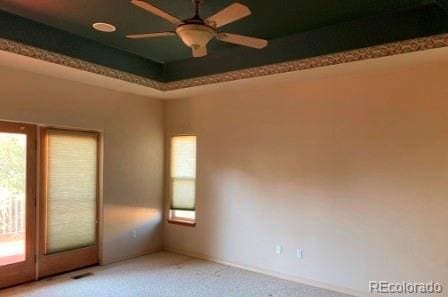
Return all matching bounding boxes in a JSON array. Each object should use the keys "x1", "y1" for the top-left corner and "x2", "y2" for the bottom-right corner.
[
  {"x1": 169, "y1": 136, "x2": 196, "y2": 226},
  {"x1": 42, "y1": 129, "x2": 99, "y2": 255},
  {"x1": 0, "y1": 130, "x2": 27, "y2": 266}
]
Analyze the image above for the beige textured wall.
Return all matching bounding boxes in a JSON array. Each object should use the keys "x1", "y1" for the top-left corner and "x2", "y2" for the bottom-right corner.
[
  {"x1": 163, "y1": 59, "x2": 448, "y2": 295},
  {"x1": 0, "y1": 66, "x2": 164, "y2": 264}
]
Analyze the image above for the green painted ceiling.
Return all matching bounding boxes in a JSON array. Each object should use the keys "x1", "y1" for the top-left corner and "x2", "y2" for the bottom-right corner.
[{"x1": 1, "y1": 0, "x2": 448, "y2": 82}]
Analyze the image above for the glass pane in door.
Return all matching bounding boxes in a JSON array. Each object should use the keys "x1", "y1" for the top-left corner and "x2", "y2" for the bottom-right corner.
[
  {"x1": 0, "y1": 133, "x2": 26, "y2": 266},
  {"x1": 46, "y1": 130, "x2": 98, "y2": 254}
]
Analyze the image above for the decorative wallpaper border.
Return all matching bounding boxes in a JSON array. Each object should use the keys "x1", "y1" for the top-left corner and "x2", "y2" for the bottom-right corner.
[
  {"x1": 0, "y1": 38, "x2": 165, "y2": 90},
  {"x1": 1, "y1": 33, "x2": 448, "y2": 92},
  {"x1": 164, "y1": 33, "x2": 448, "y2": 91}
]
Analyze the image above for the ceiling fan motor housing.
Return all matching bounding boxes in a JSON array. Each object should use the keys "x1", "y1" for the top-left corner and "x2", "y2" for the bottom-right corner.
[{"x1": 176, "y1": 24, "x2": 215, "y2": 48}]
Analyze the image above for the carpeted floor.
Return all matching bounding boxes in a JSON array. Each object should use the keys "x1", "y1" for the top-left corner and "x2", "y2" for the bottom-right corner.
[{"x1": 0, "y1": 252, "x2": 355, "y2": 297}]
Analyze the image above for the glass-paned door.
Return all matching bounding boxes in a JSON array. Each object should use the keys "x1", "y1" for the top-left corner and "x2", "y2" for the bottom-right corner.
[
  {"x1": 38, "y1": 128, "x2": 99, "y2": 278},
  {"x1": 0, "y1": 121, "x2": 36, "y2": 289}
]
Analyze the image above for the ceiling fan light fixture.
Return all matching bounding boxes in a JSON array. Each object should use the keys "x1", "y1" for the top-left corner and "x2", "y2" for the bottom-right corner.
[{"x1": 176, "y1": 24, "x2": 215, "y2": 48}]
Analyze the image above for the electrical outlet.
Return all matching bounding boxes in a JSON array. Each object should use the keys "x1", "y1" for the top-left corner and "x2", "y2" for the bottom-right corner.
[
  {"x1": 296, "y1": 248, "x2": 303, "y2": 259},
  {"x1": 132, "y1": 229, "x2": 137, "y2": 239},
  {"x1": 275, "y1": 245, "x2": 282, "y2": 255}
]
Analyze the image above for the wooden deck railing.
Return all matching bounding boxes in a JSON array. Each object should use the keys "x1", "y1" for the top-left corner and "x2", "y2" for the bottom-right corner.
[{"x1": 0, "y1": 196, "x2": 25, "y2": 235}]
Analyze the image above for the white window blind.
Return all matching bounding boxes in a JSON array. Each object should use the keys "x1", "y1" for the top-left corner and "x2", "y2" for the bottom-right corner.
[
  {"x1": 170, "y1": 136, "x2": 196, "y2": 211},
  {"x1": 45, "y1": 129, "x2": 98, "y2": 255}
]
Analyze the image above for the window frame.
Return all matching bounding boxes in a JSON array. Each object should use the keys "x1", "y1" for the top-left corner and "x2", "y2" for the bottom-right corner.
[{"x1": 167, "y1": 134, "x2": 197, "y2": 227}]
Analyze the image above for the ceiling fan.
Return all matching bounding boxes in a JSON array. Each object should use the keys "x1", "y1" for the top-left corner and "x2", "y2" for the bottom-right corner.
[{"x1": 127, "y1": 0, "x2": 268, "y2": 58}]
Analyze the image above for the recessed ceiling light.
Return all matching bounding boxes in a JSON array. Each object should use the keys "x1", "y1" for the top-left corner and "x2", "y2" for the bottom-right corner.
[{"x1": 92, "y1": 22, "x2": 116, "y2": 32}]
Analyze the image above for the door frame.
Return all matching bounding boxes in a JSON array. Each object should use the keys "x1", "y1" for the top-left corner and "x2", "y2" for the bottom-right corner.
[
  {"x1": 0, "y1": 121, "x2": 37, "y2": 289},
  {"x1": 37, "y1": 127, "x2": 100, "y2": 278}
]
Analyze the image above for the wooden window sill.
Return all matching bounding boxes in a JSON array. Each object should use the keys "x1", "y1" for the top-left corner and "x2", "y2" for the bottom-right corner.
[{"x1": 167, "y1": 220, "x2": 196, "y2": 227}]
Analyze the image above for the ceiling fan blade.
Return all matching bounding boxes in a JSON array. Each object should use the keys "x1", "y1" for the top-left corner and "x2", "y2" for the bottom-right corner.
[
  {"x1": 205, "y1": 3, "x2": 251, "y2": 28},
  {"x1": 216, "y1": 33, "x2": 268, "y2": 49},
  {"x1": 127, "y1": 32, "x2": 176, "y2": 39},
  {"x1": 192, "y1": 46, "x2": 208, "y2": 58},
  {"x1": 131, "y1": 0, "x2": 181, "y2": 25}
]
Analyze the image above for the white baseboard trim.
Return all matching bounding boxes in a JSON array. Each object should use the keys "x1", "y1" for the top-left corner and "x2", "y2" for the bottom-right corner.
[{"x1": 164, "y1": 247, "x2": 375, "y2": 297}]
